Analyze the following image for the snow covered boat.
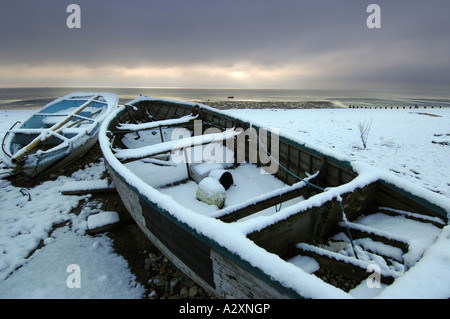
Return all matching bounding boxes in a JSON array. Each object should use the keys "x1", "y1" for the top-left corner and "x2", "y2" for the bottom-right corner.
[
  {"x1": 99, "y1": 96, "x2": 449, "y2": 299},
  {"x1": 1, "y1": 92, "x2": 118, "y2": 177}
]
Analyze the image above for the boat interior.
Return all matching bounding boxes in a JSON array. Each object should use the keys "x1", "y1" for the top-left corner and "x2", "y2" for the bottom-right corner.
[
  {"x1": 108, "y1": 99, "x2": 447, "y2": 292},
  {"x1": 4, "y1": 97, "x2": 108, "y2": 156}
]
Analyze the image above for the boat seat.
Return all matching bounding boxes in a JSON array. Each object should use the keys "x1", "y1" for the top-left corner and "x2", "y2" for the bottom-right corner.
[
  {"x1": 42, "y1": 116, "x2": 66, "y2": 128},
  {"x1": 61, "y1": 128, "x2": 86, "y2": 135}
]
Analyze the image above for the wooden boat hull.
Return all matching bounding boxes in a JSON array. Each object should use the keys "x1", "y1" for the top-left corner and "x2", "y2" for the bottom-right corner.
[
  {"x1": 100, "y1": 97, "x2": 449, "y2": 298},
  {"x1": 1, "y1": 92, "x2": 118, "y2": 177},
  {"x1": 107, "y1": 164, "x2": 291, "y2": 298},
  {"x1": 18, "y1": 134, "x2": 99, "y2": 177}
]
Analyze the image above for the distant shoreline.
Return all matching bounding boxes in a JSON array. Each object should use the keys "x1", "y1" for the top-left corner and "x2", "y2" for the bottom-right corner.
[
  {"x1": 1, "y1": 99, "x2": 448, "y2": 111},
  {"x1": 1, "y1": 86, "x2": 450, "y2": 110}
]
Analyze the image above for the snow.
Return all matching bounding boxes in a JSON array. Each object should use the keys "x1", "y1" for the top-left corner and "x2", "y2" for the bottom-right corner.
[
  {"x1": 157, "y1": 163, "x2": 303, "y2": 218},
  {"x1": 60, "y1": 180, "x2": 114, "y2": 194},
  {"x1": 225, "y1": 108, "x2": 450, "y2": 199},
  {"x1": 287, "y1": 255, "x2": 320, "y2": 274},
  {"x1": 353, "y1": 212, "x2": 441, "y2": 267},
  {"x1": 113, "y1": 128, "x2": 240, "y2": 160},
  {"x1": 0, "y1": 108, "x2": 144, "y2": 298},
  {"x1": 196, "y1": 177, "x2": 226, "y2": 208},
  {"x1": 2, "y1": 104, "x2": 450, "y2": 299},
  {"x1": 87, "y1": 211, "x2": 120, "y2": 231},
  {"x1": 198, "y1": 177, "x2": 225, "y2": 196},
  {"x1": 117, "y1": 114, "x2": 197, "y2": 131},
  {"x1": 0, "y1": 162, "x2": 145, "y2": 298},
  {"x1": 0, "y1": 227, "x2": 143, "y2": 299},
  {"x1": 99, "y1": 101, "x2": 450, "y2": 299},
  {"x1": 376, "y1": 225, "x2": 450, "y2": 299}
]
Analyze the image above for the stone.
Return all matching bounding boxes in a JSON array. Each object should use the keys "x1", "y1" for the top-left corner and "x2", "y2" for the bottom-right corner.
[
  {"x1": 188, "y1": 285, "x2": 198, "y2": 298},
  {"x1": 170, "y1": 277, "x2": 180, "y2": 294},
  {"x1": 180, "y1": 286, "x2": 189, "y2": 298},
  {"x1": 153, "y1": 274, "x2": 167, "y2": 287}
]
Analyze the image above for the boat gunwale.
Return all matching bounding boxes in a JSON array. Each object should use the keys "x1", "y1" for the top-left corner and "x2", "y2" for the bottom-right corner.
[
  {"x1": 105, "y1": 160, "x2": 306, "y2": 299},
  {"x1": 100, "y1": 96, "x2": 449, "y2": 298},
  {"x1": 107, "y1": 97, "x2": 449, "y2": 221}
]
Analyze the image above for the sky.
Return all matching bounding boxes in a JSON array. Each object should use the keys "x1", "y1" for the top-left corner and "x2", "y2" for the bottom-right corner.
[{"x1": 1, "y1": 0, "x2": 450, "y2": 91}]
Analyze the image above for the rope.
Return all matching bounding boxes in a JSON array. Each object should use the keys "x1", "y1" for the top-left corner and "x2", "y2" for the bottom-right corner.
[{"x1": 253, "y1": 125, "x2": 359, "y2": 259}]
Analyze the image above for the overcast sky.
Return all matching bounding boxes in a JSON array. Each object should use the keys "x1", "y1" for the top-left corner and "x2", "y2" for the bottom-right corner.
[{"x1": 1, "y1": 0, "x2": 449, "y2": 91}]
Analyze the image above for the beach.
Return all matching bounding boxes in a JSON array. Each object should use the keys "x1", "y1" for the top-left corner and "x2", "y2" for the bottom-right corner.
[
  {"x1": 2, "y1": 87, "x2": 450, "y2": 111},
  {"x1": 0, "y1": 101, "x2": 449, "y2": 299}
]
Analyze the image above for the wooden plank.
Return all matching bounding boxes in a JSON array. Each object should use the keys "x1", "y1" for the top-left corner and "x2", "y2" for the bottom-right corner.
[
  {"x1": 114, "y1": 130, "x2": 240, "y2": 161},
  {"x1": 67, "y1": 108, "x2": 102, "y2": 128},
  {"x1": 378, "y1": 207, "x2": 446, "y2": 229},
  {"x1": 338, "y1": 222, "x2": 409, "y2": 252},
  {"x1": 376, "y1": 183, "x2": 448, "y2": 221},
  {"x1": 218, "y1": 181, "x2": 315, "y2": 223},
  {"x1": 116, "y1": 114, "x2": 197, "y2": 132},
  {"x1": 248, "y1": 206, "x2": 315, "y2": 259},
  {"x1": 108, "y1": 163, "x2": 218, "y2": 296},
  {"x1": 61, "y1": 180, "x2": 116, "y2": 195},
  {"x1": 296, "y1": 243, "x2": 397, "y2": 284},
  {"x1": 247, "y1": 182, "x2": 379, "y2": 260},
  {"x1": 140, "y1": 197, "x2": 215, "y2": 287},
  {"x1": 87, "y1": 211, "x2": 120, "y2": 234},
  {"x1": 210, "y1": 249, "x2": 289, "y2": 298}
]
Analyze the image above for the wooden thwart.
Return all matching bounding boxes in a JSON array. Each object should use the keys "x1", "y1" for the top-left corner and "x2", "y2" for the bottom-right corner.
[
  {"x1": 216, "y1": 174, "x2": 320, "y2": 222},
  {"x1": 67, "y1": 108, "x2": 103, "y2": 128},
  {"x1": 114, "y1": 129, "x2": 240, "y2": 161},
  {"x1": 116, "y1": 114, "x2": 197, "y2": 132},
  {"x1": 295, "y1": 243, "x2": 398, "y2": 284},
  {"x1": 338, "y1": 221, "x2": 409, "y2": 253},
  {"x1": 61, "y1": 180, "x2": 115, "y2": 195}
]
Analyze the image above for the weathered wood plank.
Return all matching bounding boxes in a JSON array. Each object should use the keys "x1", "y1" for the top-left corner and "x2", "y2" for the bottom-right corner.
[
  {"x1": 376, "y1": 183, "x2": 448, "y2": 222},
  {"x1": 338, "y1": 222, "x2": 409, "y2": 253},
  {"x1": 211, "y1": 249, "x2": 289, "y2": 299},
  {"x1": 61, "y1": 180, "x2": 116, "y2": 195},
  {"x1": 140, "y1": 197, "x2": 215, "y2": 287},
  {"x1": 378, "y1": 207, "x2": 446, "y2": 228},
  {"x1": 218, "y1": 181, "x2": 315, "y2": 223},
  {"x1": 295, "y1": 243, "x2": 397, "y2": 284}
]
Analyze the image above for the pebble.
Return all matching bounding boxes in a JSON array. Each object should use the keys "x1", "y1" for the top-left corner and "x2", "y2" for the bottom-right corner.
[
  {"x1": 169, "y1": 277, "x2": 179, "y2": 294},
  {"x1": 180, "y1": 287, "x2": 188, "y2": 298},
  {"x1": 143, "y1": 250, "x2": 213, "y2": 299},
  {"x1": 188, "y1": 285, "x2": 198, "y2": 298},
  {"x1": 315, "y1": 268, "x2": 358, "y2": 292}
]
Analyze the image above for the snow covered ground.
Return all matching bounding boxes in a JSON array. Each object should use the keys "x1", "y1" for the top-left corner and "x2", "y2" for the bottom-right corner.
[
  {"x1": 0, "y1": 106, "x2": 449, "y2": 299},
  {"x1": 0, "y1": 110, "x2": 145, "y2": 298},
  {"x1": 225, "y1": 107, "x2": 450, "y2": 199}
]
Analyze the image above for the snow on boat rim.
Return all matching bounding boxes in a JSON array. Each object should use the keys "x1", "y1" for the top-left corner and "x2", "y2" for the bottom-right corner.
[
  {"x1": 99, "y1": 97, "x2": 450, "y2": 299},
  {"x1": 99, "y1": 100, "x2": 351, "y2": 298}
]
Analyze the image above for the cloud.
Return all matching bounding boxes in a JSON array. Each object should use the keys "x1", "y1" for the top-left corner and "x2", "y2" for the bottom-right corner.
[
  {"x1": 0, "y1": 61, "x2": 325, "y2": 88},
  {"x1": 0, "y1": 0, "x2": 450, "y2": 89}
]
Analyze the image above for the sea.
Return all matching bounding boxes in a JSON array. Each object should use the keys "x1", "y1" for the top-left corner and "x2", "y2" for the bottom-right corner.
[{"x1": 1, "y1": 87, "x2": 450, "y2": 110}]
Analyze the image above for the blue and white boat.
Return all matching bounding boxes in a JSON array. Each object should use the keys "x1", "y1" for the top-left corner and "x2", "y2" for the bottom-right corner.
[{"x1": 1, "y1": 92, "x2": 118, "y2": 177}]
